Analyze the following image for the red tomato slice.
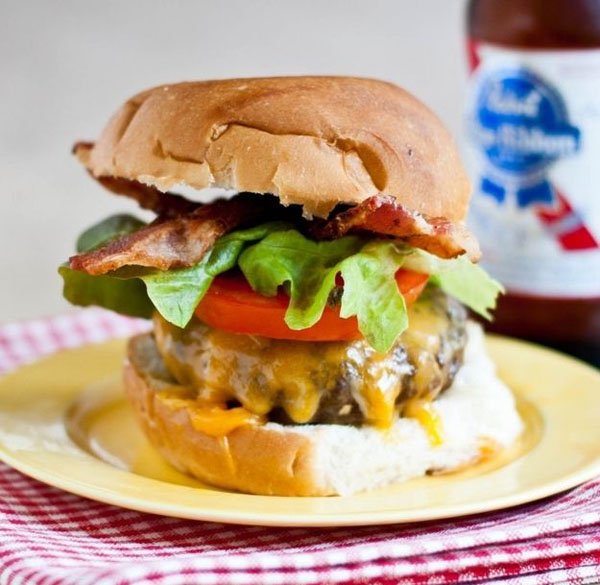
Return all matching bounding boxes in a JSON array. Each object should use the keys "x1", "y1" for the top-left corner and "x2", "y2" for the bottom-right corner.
[{"x1": 195, "y1": 270, "x2": 428, "y2": 342}]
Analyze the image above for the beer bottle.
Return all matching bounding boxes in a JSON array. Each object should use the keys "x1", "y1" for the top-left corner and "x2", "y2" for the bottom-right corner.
[{"x1": 466, "y1": 0, "x2": 600, "y2": 364}]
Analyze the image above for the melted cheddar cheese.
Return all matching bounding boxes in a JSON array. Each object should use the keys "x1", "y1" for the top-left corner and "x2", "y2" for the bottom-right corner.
[
  {"x1": 152, "y1": 290, "x2": 458, "y2": 439},
  {"x1": 403, "y1": 399, "x2": 444, "y2": 446}
]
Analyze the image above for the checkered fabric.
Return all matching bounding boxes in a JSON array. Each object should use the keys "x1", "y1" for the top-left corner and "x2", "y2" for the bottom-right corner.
[{"x1": 0, "y1": 308, "x2": 599, "y2": 585}]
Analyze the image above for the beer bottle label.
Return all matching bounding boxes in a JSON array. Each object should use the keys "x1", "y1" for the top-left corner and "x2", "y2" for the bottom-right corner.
[{"x1": 466, "y1": 43, "x2": 600, "y2": 297}]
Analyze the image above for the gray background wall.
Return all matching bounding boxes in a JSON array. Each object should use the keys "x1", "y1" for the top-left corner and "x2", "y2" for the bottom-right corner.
[{"x1": 0, "y1": 0, "x2": 468, "y2": 322}]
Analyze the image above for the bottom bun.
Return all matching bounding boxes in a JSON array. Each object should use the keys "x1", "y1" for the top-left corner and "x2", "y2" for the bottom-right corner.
[{"x1": 124, "y1": 322, "x2": 523, "y2": 496}]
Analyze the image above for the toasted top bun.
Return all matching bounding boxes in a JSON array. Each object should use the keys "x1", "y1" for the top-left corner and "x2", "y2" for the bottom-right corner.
[{"x1": 75, "y1": 76, "x2": 471, "y2": 219}]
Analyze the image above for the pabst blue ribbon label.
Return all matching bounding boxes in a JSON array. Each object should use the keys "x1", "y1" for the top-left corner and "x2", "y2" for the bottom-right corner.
[
  {"x1": 474, "y1": 68, "x2": 580, "y2": 206},
  {"x1": 465, "y1": 44, "x2": 600, "y2": 297}
]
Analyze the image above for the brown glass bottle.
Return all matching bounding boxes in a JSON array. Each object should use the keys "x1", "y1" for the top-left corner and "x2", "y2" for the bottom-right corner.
[{"x1": 466, "y1": 0, "x2": 600, "y2": 365}]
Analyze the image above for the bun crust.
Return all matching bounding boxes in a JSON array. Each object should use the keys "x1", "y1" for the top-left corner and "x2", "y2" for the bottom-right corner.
[
  {"x1": 124, "y1": 325, "x2": 523, "y2": 496},
  {"x1": 124, "y1": 333, "x2": 328, "y2": 496},
  {"x1": 76, "y1": 77, "x2": 471, "y2": 219}
]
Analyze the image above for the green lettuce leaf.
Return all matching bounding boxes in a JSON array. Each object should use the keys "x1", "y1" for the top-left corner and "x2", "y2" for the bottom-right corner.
[
  {"x1": 59, "y1": 265, "x2": 153, "y2": 318},
  {"x1": 141, "y1": 222, "x2": 291, "y2": 327},
  {"x1": 430, "y1": 258, "x2": 503, "y2": 320},
  {"x1": 60, "y1": 214, "x2": 152, "y2": 318},
  {"x1": 76, "y1": 214, "x2": 146, "y2": 253},
  {"x1": 239, "y1": 232, "x2": 409, "y2": 351},
  {"x1": 239, "y1": 230, "x2": 365, "y2": 329},
  {"x1": 403, "y1": 249, "x2": 504, "y2": 319},
  {"x1": 338, "y1": 242, "x2": 408, "y2": 352},
  {"x1": 141, "y1": 261, "x2": 213, "y2": 327}
]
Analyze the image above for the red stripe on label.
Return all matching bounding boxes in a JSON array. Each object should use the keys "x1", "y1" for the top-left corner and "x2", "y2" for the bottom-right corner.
[
  {"x1": 466, "y1": 38, "x2": 481, "y2": 72},
  {"x1": 536, "y1": 189, "x2": 599, "y2": 251},
  {"x1": 560, "y1": 226, "x2": 599, "y2": 251}
]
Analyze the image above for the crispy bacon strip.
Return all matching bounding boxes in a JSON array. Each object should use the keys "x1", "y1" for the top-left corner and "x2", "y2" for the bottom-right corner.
[
  {"x1": 71, "y1": 153, "x2": 479, "y2": 273},
  {"x1": 310, "y1": 195, "x2": 480, "y2": 260},
  {"x1": 70, "y1": 194, "x2": 273, "y2": 275},
  {"x1": 73, "y1": 143, "x2": 200, "y2": 218},
  {"x1": 95, "y1": 176, "x2": 200, "y2": 218}
]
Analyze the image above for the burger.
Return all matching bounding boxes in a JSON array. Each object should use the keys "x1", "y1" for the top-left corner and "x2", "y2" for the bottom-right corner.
[{"x1": 61, "y1": 76, "x2": 523, "y2": 496}]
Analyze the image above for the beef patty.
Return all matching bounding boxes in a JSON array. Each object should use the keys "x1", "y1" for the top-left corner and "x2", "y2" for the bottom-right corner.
[{"x1": 152, "y1": 288, "x2": 467, "y2": 428}]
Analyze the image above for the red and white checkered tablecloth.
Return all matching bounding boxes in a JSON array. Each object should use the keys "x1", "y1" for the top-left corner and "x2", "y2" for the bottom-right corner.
[{"x1": 0, "y1": 308, "x2": 599, "y2": 585}]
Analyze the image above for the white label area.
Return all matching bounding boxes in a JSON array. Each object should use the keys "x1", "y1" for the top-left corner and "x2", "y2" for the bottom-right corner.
[{"x1": 465, "y1": 43, "x2": 600, "y2": 298}]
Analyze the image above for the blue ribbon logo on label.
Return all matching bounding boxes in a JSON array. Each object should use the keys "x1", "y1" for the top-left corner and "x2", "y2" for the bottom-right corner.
[{"x1": 471, "y1": 68, "x2": 581, "y2": 208}]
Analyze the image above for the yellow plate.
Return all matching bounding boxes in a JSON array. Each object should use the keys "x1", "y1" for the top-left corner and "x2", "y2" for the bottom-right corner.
[{"x1": 0, "y1": 336, "x2": 598, "y2": 527}]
